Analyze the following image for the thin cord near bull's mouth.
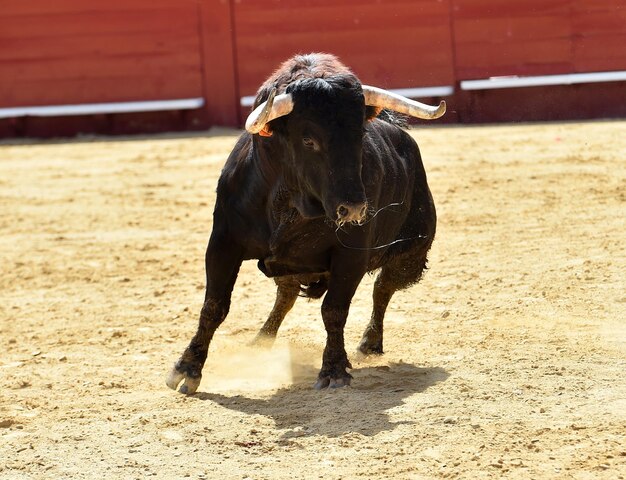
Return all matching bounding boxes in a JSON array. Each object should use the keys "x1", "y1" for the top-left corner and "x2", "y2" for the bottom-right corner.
[
  {"x1": 333, "y1": 199, "x2": 425, "y2": 251},
  {"x1": 361, "y1": 200, "x2": 405, "y2": 226},
  {"x1": 334, "y1": 232, "x2": 427, "y2": 251}
]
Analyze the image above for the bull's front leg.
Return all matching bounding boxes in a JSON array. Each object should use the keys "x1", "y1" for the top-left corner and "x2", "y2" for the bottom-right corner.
[
  {"x1": 166, "y1": 233, "x2": 243, "y2": 394},
  {"x1": 314, "y1": 255, "x2": 367, "y2": 389}
]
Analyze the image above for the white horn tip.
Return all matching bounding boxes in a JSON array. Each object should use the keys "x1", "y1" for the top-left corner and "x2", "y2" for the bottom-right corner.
[{"x1": 433, "y1": 100, "x2": 446, "y2": 119}]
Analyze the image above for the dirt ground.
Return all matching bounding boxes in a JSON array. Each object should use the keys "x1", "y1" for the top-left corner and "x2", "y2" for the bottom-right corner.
[{"x1": 1, "y1": 120, "x2": 625, "y2": 479}]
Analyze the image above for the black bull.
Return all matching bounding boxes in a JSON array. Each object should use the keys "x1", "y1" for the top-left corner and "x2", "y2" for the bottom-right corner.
[{"x1": 167, "y1": 54, "x2": 444, "y2": 393}]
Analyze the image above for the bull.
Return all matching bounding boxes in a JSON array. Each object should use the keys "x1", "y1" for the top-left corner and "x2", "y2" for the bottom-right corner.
[{"x1": 167, "y1": 53, "x2": 445, "y2": 393}]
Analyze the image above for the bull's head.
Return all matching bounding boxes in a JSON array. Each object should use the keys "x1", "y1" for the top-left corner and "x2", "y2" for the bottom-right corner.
[{"x1": 246, "y1": 78, "x2": 445, "y2": 227}]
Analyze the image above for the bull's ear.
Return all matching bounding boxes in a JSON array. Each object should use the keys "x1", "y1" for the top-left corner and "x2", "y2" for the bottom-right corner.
[
  {"x1": 365, "y1": 106, "x2": 383, "y2": 121},
  {"x1": 258, "y1": 125, "x2": 273, "y2": 137}
]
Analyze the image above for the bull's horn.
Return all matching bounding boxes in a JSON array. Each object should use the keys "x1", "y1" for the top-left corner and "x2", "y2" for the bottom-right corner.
[
  {"x1": 362, "y1": 85, "x2": 446, "y2": 120},
  {"x1": 245, "y1": 88, "x2": 294, "y2": 134}
]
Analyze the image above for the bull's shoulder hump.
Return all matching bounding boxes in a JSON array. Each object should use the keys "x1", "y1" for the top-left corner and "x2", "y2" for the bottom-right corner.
[
  {"x1": 218, "y1": 134, "x2": 255, "y2": 189},
  {"x1": 366, "y1": 119, "x2": 417, "y2": 150},
  {"x1": 223, "y1": 133, "x2": 253, "y2": 165}
]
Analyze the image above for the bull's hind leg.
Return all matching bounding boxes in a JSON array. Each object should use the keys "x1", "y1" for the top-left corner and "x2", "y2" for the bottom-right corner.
[
  {"x1": 357, "y1": 269, "x2": 395, "y2": 355},
  {"x1": 358, "y1": 250, "x2": 429, "y2": 355},
  {"x1": 252, "y1": 276, "x2": 300, "y2": 346}
]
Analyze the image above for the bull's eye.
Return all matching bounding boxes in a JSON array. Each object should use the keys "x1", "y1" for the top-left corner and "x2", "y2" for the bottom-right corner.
[{"x1": 302, "y1": 136, "x2": 319, "y2": 152}]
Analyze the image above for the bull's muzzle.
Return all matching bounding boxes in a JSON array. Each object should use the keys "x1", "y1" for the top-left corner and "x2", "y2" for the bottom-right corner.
[{"x1": 336, "y1": 201, "x2": 367, "y2": 226}]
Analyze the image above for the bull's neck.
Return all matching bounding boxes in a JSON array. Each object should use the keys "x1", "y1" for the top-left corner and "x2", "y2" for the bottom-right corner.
[{"x1": 252, "y1": 136, "x2": 285, "y2": 187}]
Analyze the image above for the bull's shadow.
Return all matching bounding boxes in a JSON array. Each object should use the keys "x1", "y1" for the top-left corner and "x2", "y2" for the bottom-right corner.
[{"x1": 194, "y1": 357, "x2": 448, "y2": 439}]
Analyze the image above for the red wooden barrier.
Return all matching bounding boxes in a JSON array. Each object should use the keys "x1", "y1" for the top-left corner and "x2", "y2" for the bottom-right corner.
[
  {"x1": 0, "y1": 0, "x2": 625, "y2": 136},
  {"x1": 572, "y1": 0, "x2": 626, "y2": 72},
  {"x1": 451, "y1": 0, "x2": 574, "y2": 79},
  {"x1": 233, "y1": 0, "x2": 455, "y2": 98},
  {"x1": 0, "y1": 0, "x2": 204, "y2": 107}
]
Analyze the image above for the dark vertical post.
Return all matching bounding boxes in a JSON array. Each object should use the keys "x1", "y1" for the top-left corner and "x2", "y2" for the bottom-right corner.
[{"x1": 198, "y1": 0, "x2": 239, "y2": 127}]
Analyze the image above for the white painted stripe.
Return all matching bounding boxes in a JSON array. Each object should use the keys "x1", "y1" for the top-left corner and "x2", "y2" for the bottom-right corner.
[
  {"x1": 461, "y1": 71, "x2": 626, "y2": 90},
  {"x1": 240, "y1": 85, "x2": 454, "y2": 107},
  {"x1": 0, "y1": 98, "x2": 205, "y2": 119},
  {"x1": 386, "y1": 86, "x2": 455, "y2": 98},
  {"x1": 240, "y1": 96, "x2": 256, "y2": 108}
]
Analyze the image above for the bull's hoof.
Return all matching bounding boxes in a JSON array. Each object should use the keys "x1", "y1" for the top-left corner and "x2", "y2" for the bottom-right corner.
[
  {"x1": 314, "y1": 369, "x2": 353, "y2": 390},
  {"x1": 357, "y1": 343, "x2": 384, "y2": 356},
  {"x1": 357, "y1": 336, "x2": 384, "y2": 356},
  {"x1": 314, "y1": 376, "x2": 352, "y2": 390},
  {"x1": 166, "y1": 364, "x2": 202, "y2": 395},
  {"x1": 249, "y1": 331, "x2": 277, "y2": 349}
]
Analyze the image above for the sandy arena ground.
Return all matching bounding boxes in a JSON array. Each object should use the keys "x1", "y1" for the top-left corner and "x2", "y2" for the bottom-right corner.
[{"x1": 1, "y1": 121, "x2": 625, "y2": 479}]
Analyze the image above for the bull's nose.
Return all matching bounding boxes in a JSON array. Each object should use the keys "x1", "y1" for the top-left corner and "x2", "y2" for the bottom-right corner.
[{"x1": 336, "y1": 202, "x2": 367, "y2": 224}]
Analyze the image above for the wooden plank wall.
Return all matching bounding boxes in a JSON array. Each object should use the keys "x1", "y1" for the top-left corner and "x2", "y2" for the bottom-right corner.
[
  {"x1": 232, "y1": 0, "x2": 455, "y2": 100},
  {"x1": 451, "y1": 0, "x2": 626, "y2": 79},
  {"x1": 451, "y1": 0, "x2": 575, "y2": 79},
  {"x1": 0, "y1": 0, "x2": 204, "y2": 108},
  {"x1": 0, "y1": 0, "x2": 625, "y2": 136},
  {"x1": 572, "y1": 0, "x2": 626, "y2": 72}
]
